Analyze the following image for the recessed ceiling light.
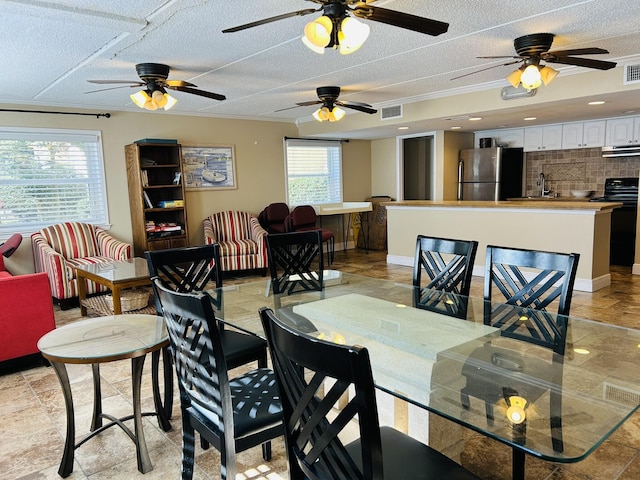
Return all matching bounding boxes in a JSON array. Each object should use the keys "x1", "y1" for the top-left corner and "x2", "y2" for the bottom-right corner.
[
  {"x1": 588, "y1": 101, "x2": 605, "y2": 105},
  {"x1": 398, "y1": 126, "x2": 409, "y2": 130},
  {"x1": 469, "y1": 117, "x2": 482, "y2": 121},
  {"x1": 451, "y1": 126, "x2": 462, "y2": 130},
  {"x1": 524, "y1": 117, "x2": 537, "y2": 121}
]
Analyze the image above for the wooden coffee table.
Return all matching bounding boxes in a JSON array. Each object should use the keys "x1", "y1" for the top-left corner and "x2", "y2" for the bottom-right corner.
[{"x1": 76, "y1": 257, "x2": 153, "y2": 316}]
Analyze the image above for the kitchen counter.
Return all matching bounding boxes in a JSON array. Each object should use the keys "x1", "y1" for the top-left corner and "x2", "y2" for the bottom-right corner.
[
  {"x1": 384, "y1": 200, "x2": 621, "y2": 210},
  {"x1": 383, "y1": 200, "x2": 620, "y2": 292},
  {"x1": 507, "y1": 196, "x2": 595, "y2": 202}
]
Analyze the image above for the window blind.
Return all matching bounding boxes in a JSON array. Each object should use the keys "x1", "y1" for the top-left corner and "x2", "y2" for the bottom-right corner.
[
  {"x1": 0, "y1": 127, "x2": 108, "y2": 237},
  {"x1": 284, "y1": 138, "x2": 343, "y2": 206}
]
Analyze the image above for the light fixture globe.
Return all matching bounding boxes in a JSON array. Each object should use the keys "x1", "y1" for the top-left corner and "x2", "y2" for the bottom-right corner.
[
  {"x1": 338, "y1": 16, "x2": 370, "y2": 54},
  {"x1": 520, "y1": 64, "x2": 543, "y2": 90},
  {"x1": 304, "y1": 15, "x2": 333, "y2": 48}
]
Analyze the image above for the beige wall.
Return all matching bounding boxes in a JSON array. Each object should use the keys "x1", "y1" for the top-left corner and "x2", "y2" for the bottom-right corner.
[
  {"x1": 371, "y1": 137, "x2": 396, "y2": 198},
  {"x1": 1, "y1": 105, "x2": 372, "y2": 273}
]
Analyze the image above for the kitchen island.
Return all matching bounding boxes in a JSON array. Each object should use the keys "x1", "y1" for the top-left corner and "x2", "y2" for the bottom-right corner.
[{"x1": 384, "y1": 200, "x2": 622, "y2": 292}]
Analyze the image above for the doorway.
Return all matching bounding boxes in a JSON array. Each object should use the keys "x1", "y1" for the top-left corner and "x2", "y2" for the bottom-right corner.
[{"x1": 402, "y1": 135, "x2": 434, "y2": 200}]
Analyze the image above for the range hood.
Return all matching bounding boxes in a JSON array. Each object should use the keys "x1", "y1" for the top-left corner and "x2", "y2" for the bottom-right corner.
[{"x1": 602, "y1": 145, "x2": 640, "y2": 157}]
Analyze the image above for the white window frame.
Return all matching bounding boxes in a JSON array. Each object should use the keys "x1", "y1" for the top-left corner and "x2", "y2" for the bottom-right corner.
[
  {"x1": 0, "y1": 127, "x2": 109, "y2": 240},
  {"x1": 284, "y1": 138, "x2": 343, "y2": 207}
]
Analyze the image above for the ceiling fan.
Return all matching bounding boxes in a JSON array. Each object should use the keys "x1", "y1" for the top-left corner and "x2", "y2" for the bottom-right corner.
[
  {"x1": 453, "y1": 33, "x2": 617, "y2": 90},
  {"x1": 279, "y1": 86, "x2": 377, "y2": 122},
  {"x1": 223, "y1": 1, "x2": 449, "y2": 55},
  {"x1": 86, "y1": 63, "x2": 226, "y2": 111}
]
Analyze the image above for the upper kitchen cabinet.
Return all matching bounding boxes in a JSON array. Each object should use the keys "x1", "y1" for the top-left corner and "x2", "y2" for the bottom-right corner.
[
  {"x1": 523, "y1": 125, "x2": 563, "y2": 152},
  {"x1": 475, "y1": 129, "x2": 524, "y2": 148},
  {"x1": 562, "y1": 120, "x2": 606, "y2": 149},
  {"x1": 606, "y1": 117, "x2": 640, "y2": 145}
]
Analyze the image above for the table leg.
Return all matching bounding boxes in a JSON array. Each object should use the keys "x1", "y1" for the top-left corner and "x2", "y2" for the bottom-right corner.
[
  {"x1": 50, "y1": 361, "x2": 75, "y2": 478},
  {"x1": 131, "y1": 355, "x2": 153, "y2": 473},
  {"x1": 78, "y1": 273, "x2": 88, "y2": 316},
  {"x1": 512, "y1": 449, "x2": 525, "y2": 480},
  {"x1": 90, "y1": 364, "x2": 102, "y2": 431},
  {"x1": 151, "y1": 348, "x2": 173, "y2": 431},
  {"x1": 112, "y1": 286, "x2": 122, "y2": 315}
]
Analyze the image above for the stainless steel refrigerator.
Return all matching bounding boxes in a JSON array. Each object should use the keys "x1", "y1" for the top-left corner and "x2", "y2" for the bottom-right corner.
[{"x1": 457, "y1": 147, "x2": 524, "y2": 201}]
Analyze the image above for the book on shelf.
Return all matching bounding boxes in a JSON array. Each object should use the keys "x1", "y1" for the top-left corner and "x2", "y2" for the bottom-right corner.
[
  {"x1": 158, "y1": 200, "x2": 185, "y2": 208},
  {"x1": 145, "y1": 221, "x2": 182, "y2": 232},
  {"x1": 141, "y1": 170, "x2": 149, "y2": 186},
  {"x1": 143, "y1": 191, "x2": 153, "y2": 208}
]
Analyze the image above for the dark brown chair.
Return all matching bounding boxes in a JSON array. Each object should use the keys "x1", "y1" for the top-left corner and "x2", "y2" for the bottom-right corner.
[
  {"x1": 263, "y1": 202, "x2": 290, "y2": 233},
  {"x1": 259, "y1": 307, "x2": 481, "y2": 480},
  {"x1": 460, "y1": 245, "x2": 579, "y2": 477},
  {"x1": 155, "y1": 282, "x2": 283, "y2": 480},
  {"x1": 412, "y1": 235, "x2": 478, "y2": 317},
  {"x1": 286, "y1": 205, "x2": 335, "y2": 264}
]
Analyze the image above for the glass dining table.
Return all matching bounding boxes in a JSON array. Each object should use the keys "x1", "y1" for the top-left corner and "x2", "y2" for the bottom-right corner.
[{"x1": 206, "y1": 270, "x2": 640, "y2": 480}]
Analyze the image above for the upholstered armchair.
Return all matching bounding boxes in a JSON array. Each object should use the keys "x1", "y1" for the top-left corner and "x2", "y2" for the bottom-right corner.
[
  {"x1": 203, "y1": 210, "x2": 268, "y2": 273},
  {"x1": 31, "y1": 222, "x2": 132, "y2": 308}
]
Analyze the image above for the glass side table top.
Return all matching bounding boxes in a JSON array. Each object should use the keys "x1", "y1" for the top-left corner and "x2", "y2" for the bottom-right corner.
[
  {"x1": 74, "y1": 257, "x2": 149, "y2": 282},
  {"x1": 38, "y1": 314, "x2": 167, "y2": 363}
]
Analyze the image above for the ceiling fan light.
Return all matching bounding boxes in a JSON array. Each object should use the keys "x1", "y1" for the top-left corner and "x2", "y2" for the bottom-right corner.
[
  {"x1": 302, "y1": 35, "x2": 326, "y2": 54},
  {"x1": 304, "y1": 16, "x2": 332, "y2": 48},
  {"x1": 520, "y1": 64, "x2": 542, "y2": 90},
  {"x1": 152, "y1": 89, "x2": 168, "y2": 108},
  {"x1": 539, "y1": 65, "x2": 559, "y2": 85},
  {"x1": 506, "y1": 69, "x2": 523, "y2": 88},
  {"x1": 130, "y1": 90, "x2": 152, "y2": 109},
  {"x1": 163, "y1": 93, "x2": 178, "y2": 110},
  {"x1": 313, "y1": 106, "x2": 332, "y2": 122},
  {"x1": 329, "y1": 106, "x2": 346, "y2": 122},
  {"x1": 338, "y1": 17, "x2": 370, "y2": 55}
]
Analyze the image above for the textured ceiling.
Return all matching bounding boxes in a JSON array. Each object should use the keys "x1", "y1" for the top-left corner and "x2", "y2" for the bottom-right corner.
[{"x1": 2, "y1": 0, "x2": 640, "y2": 138}]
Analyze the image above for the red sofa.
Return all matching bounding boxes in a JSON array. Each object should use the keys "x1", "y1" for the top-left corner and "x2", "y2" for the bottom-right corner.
[{"x1": 0, "y1": 253, "x2": 56, "y2": 364}]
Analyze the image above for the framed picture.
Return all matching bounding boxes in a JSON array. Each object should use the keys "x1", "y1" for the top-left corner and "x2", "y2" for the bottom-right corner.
[{"x1": 182, "y1": 145, "x2": 237, "y2": 190}]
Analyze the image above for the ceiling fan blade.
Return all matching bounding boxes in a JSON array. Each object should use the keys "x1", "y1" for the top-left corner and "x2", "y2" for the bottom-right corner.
[
  {"x1": 296, "y1": 100, "x2": 323, "y2": 107},
  {"x1": 450, "y1": 60, "x2": 522, "y2": 81},
  {"x1": 87, "y1": 79, "x2": 143, "y2": 85},
  {"x1": 84, "y1": 84, "x2": 140, "y2": 94},
  {"x1": 545, "y1": 55, "x2": 617, "y2": 70},
  {"x1": 545, "y1": 47, "x2": 609, "y2": 57},
  {"x1": 222, "y1": 8, "x2": 318, "y2": 33},
  {"x1": 168, "y1": 85, "x2": 226, "y2": 101},
  {"x1": 476, "y1": 55, "x2": 522, "y2": 59},
  {"x1": 351, "y1": 5, "x2": 448, "y2": 36},
  {"x1": 336, "y1": 101, "x2": 377, "y2": 114},
  {"x1": 164, "y1": 80, "x2": 197, "y2": 88},
  {"x1": 275, "y1": 105, "x2": 305, "y2": 112}
]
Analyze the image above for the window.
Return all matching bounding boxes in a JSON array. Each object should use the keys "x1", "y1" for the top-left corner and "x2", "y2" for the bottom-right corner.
[
  {"x1": 284, "y1": 138, "x2": 342, "y2": 206},
  {"x1": 0, "y1": 127, "x2": 108, "y2": 238}
]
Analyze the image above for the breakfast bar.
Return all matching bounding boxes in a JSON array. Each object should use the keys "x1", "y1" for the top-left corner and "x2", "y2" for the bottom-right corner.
[{"x1": 384, "y1": 200, "x2": 622, "y2": 292}]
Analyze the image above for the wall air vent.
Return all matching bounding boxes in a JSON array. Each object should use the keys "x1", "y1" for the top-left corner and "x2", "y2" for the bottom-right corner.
[
  {"x1": 380, "y1": 105, "x2": 402, "y2": 120},
  {"x1": 604, "y1": 382, "x2": 640, "y2": 406},
  {"x1": 624, "y1": 64, "x2": 640, "y2": 85}
]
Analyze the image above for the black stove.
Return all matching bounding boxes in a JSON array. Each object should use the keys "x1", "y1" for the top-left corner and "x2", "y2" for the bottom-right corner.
[
  {"x1": 590, "y1": 177, "x2": 639, "y2": 206},
  {"x1": 590, "y1": 177, "x2": 638, "y2": 266}
]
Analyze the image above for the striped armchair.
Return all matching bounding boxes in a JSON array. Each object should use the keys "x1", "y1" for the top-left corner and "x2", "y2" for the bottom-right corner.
[
  {"x1": 203, "y1": 211, "x2": 268, "y2": 273},
  {"x1": 31, "y1": 222, "x2": 131, "y2": 308}
]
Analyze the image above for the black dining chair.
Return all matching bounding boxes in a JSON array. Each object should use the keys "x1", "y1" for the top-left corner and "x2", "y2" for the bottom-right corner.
[
  {"x1": 265, "y1": 230, "x2": 324, "y2": 333},
  {"x1": 412, "y1": 235, "x2": 478, "y2": 317},
  {"x1": 258, "y1": 306, "x2": 481, "y2": 480},
  {"x1": 460, "y1": 245, "x2": 579, "y2": 475},
  {"x1": 145, "y1": 244, "x2": 268, "y2": 369},
  {"x1": 155, "y1": 281, "x2": 283, "y2": 480}
]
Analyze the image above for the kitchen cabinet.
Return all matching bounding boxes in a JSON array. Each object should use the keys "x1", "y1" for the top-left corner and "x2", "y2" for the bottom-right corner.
[
  {"x1": 125, "y1": 142, "x2": 189, "y2": 257},
  {"x1": 562, "y1": 120, "x2": 606, "y2": 149},
  {"x1": 474, "y1": 128, "x2": 524, "y2": 148},
  {"x1": 606, "y1": 117, "x2": 640, "y2": 145},
  {"x1": 524, "y1": 125, "x2": 563, "y2": 152}
]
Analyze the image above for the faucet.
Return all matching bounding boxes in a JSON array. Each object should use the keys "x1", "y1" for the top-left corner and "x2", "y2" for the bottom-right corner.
[{"x1": 537, "y1": 172, "x2": 552, "y2": 197}]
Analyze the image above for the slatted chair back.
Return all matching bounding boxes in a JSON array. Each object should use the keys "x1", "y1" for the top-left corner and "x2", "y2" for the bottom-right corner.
[
  {"x1": 266, "y1": 231, "x2": 324, "y2": 296},
  {"x1": 155, "y1": 282, "x2": 283, "y2": 480},
  {"x1": 259, "y1": 306, "x2": 383, "y2": 480},
  {"x1": 484, "y1": 245, "x2": 579, "y2": 355},
  {"x1": 145, "y1": 244, "x2": 222, "y2": 316}
]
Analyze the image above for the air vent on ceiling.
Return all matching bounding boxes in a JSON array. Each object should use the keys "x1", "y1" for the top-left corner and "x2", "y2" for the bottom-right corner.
[
  {"x1": 624, "y1": 64, "x2": 640, "y2": 85},
  {"x1": 380, "y1": 105, "x2": 402, "y2": 120}
]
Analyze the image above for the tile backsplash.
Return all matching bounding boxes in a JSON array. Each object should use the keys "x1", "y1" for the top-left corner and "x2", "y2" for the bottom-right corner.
[{"x1": 525, "y1": 148, "x2": 640, "y2": 197}]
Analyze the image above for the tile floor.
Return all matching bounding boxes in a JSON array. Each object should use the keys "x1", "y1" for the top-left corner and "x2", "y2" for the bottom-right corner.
[{"x1": 1, "y1": 249, "x2": 640, "y2": 479}]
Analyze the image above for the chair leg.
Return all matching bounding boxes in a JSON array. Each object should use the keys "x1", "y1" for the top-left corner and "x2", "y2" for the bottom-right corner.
[
  {"x1": 258, "y1": 350, "x2": 268, "y2": 369},
  {"x1": 181, "y1": 413, "x2": 196, "y2": 480},
  {"x1": 262, "y1": 441, "x2": 272, "y2": 460},
  {"x1": 461, "y1": 390, "x2": 470, "y2": 410},
  {"x1": 485, "y1": 402, "x2": 495, "y2": 426}
]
